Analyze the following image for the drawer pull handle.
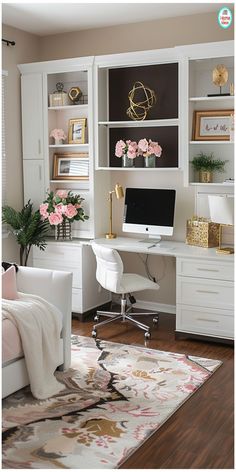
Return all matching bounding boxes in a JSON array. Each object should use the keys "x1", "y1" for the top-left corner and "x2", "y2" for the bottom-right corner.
[
  {"x1": 196, "y1": 290, "x2": 219, "y2": 295},
  {"x1": 197, "y1": 268, "x2": 219, "y2": 273},
  {"x1": 38, "y1": 139, "x2": 41, "y2": 155},
  {"x1": 196, "y1": 318, "x2": 219, "y2": 323}
]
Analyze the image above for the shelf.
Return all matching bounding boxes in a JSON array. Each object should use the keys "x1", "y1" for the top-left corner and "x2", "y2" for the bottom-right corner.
[
  {"x1": 98, "y1": 119, "x2": 179, "y2": 128},
  {"x1": 49, "y1": 143, "x2": 89, "y2": 149},
  {"x1": 96, "y1": 167, "x2": 181, "y2": 171},
  {"x1": 190, "y1": 182, "x2": 234, "y2": 186},
  {"x1": 50, "y1": 179, "x2": 89, "y2": 183},
  {"x1": 189, "y1": 96, "x2": 234, "y2": 103},
  {"x1": 48, "y1": 104, "x2": 88, "y2": 111},
  {"x1": 190, "y1": 141, "x2": 233, "y2": 145}
]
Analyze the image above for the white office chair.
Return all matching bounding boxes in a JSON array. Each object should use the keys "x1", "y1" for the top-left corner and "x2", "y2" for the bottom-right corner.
[{"x1": 91, "y1": 242, "x2": 159, "y2": 339}]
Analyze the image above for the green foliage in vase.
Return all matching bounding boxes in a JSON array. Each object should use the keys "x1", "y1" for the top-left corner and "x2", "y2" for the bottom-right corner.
[
  {"x1": 190, "y1": 152, "x2": 227, "y2": 172},
  {"x1": 2, "y1": 200, "x2": 50, "y2": 266}
]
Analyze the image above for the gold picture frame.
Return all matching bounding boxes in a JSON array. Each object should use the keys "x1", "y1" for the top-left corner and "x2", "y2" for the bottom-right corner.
[
  {"x1": 68, "y1": 118, "x2": 86, "y2": 144},
  {"x1": 192, "y1": 110, "x2": 233, "y2": 141},
  {"x1": 53, "y1": 153, "x2": 89, "y2": 180}
]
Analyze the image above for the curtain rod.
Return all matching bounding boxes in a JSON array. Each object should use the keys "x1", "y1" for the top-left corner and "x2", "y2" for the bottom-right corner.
[{"x1": 2, "y1": 38, "x2": 16, "y2": 46}]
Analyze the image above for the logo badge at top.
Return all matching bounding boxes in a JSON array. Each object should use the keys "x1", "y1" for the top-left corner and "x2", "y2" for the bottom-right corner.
[{"x1": 218, "y1": 7, "x2": 233, "y2": 29}]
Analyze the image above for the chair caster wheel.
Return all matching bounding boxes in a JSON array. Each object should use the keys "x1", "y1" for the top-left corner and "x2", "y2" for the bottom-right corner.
[
  {"x1": 94, "y1": 315, "x2": 99, "y2": 322},
  {"x1": 145, "y1": 331, "x2": 151, "y2": 339},
  {"x1": 92, "y1": 330, "x2": 97, "y2": 338},
  {"x1": 153, "y1": 317, "x2": 159, "y2": 324}
]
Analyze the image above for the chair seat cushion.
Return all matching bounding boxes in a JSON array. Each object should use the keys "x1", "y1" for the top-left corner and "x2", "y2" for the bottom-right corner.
[{"x1": 118, "y1": 273, "x2": 159, "y2": 294}]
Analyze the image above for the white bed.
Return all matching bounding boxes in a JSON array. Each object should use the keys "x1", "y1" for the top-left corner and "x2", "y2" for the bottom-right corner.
[{"x1": 2, "y1": 265, "x2": 72, "y2": 398}]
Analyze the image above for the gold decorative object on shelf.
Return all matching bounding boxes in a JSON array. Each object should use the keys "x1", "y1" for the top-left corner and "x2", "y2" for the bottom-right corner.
[
  {"x1": 127, "y1": 81, "x2": 156, "y2": 121},
  {"x1": 186, "y1": 216, "x2": 220, "y2": 248},
  {"x1": 208, "y1": 64, "x2": 230, "y2": 96},
  {"x1": 68, "y1": 86, "x2": 82, "y2": 104}
]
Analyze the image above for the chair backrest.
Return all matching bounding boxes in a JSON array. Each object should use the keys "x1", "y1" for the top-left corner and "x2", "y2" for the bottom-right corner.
[{"x1": 91, "y1": 242, "x2": 124, "y2": 293}]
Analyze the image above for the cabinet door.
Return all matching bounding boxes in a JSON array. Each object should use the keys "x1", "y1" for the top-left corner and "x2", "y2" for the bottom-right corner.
[
  {"x1": 21, "y1": 74, "x2": 43, "y2": 159},
  {"x1": 23, "y1": 159, "x2": 45, "y2": 208}
]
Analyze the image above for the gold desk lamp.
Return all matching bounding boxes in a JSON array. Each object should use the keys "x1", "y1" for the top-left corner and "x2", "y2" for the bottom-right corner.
[
  {"x1": 208, "y1": 195, "x2": 234, "y2": 254},
  {"x1": 106, "y1": 183, "x2": 124, "y2": 239}
]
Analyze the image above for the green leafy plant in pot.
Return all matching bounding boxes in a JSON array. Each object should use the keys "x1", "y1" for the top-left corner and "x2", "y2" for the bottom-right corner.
[
  {"x1": 2, "y1": 200, "x2": 50, "y2": 266},
  {"x1": 190, "y1": 152, "x2": 227, "y2": 183}
]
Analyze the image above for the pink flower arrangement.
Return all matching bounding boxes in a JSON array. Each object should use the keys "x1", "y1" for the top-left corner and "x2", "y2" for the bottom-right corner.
[
  {"x1": 115, "y1": 140, "x2": 138, "y2": 160},
  {"x1": 40, "y1": 190, "x2": 88, "y2": 226},
  {"x1": 115, "y1": 138, "x2": 162, "y2": 160},
  {"x1": 50, "y1": 128, "x2": 66, "y2": 141},
  {"x1": 138, "y1": 139, "x2": 162, "y2": 158}
]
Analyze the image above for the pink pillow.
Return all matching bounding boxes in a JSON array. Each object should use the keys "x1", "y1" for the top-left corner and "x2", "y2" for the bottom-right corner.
[{"x1": 2, "y1": 265, "x2": 19, "y2": 300}]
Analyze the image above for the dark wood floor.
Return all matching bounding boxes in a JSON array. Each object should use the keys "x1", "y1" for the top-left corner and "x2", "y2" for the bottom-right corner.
[{"x1": 72, "y1": 311, "x2": 234, "y2": 469}]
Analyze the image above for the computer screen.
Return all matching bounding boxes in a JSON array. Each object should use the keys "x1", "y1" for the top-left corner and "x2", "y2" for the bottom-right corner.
[{"x1": 123, "y1": 188, "x2": 176, "y2": 241}]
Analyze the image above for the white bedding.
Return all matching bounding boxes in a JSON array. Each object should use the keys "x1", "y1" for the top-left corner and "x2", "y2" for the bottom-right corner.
[{"x1": 2, "y1": 292, "x2": 65, "y2": 399}]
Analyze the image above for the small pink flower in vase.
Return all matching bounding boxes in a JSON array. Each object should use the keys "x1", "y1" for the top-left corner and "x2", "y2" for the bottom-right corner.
[
  {"x1": 115, "y1": 139, "x2": 138, "y2": 167},
  {"x1": 48, "y1": 212, "x2": 63, "y2": 225},
  {"x1": 39, "y1": 203, "x2": 49, "y2": 220},
  {"x1": 50, "y1": 128, "x2": 67, "y2": 145},
  {"x1": 138, "y1": 138, "x2": 162, "y2": 167},
  {"x1": 56, "y1": 189, "x2": 69, "y2": 199},
  {"x1": 65, "y1": 203, "x2": 78, "y2": 219}
]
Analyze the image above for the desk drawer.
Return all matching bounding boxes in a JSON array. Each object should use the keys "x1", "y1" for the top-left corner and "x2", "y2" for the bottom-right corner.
[
  {"x1": 33, "y1": 244, "x2": 82, "y2": 264},
  {"x1": 176, "y1": 304, "x2": 234, "y2": 339},
  {"x1": 177, "y1": 277, "x2": 234, "y2": 310},
  {"x1": 177, "y1": 258, "x2": 233, "y2": 281},
  {"x1": 33, "y1": 259, "x2": 82, "y2": 288}
]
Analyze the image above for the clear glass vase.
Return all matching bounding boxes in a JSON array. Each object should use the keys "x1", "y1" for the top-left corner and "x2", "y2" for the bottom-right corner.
[
  {"x1": 144, "y1": 155, "x2": 156, "y2": 168},
  {"x1": 55, "y1": 220, "x2": 72, "y2": 240},
  {"x1": 122, "y1": 154, "x2": 134, "y2": 167}
]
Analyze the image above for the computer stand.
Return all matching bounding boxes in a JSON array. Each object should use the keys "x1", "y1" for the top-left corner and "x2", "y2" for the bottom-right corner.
[{"x1": 139, "y1": 236, "x2": 162, "y2": 244}]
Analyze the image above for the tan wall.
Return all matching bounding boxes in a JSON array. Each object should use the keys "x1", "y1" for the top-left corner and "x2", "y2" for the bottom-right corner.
[
  {"x1": 39, "y1": 11, "x2": 233, "y2": 60},
  {"x1": 2, "y1": 24, "x2": 40, "y2": 263}
]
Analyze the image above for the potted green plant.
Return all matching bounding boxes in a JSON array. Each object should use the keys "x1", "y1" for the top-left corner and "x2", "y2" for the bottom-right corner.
[
  {"x1": 2, "y1": 200, "x2": 50, "y2": 266},
  {"x1": 190, "y1": 152, "x2": 227, "y2": 183}
]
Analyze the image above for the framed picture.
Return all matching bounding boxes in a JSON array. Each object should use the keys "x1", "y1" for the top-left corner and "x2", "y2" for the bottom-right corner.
[
  {"x1": 192, "y1": 110, "x2": 233, "y2": 141},
  {"x1": 53, "y1": 153, "x2": 89, "y2": 180},
  {"x1": 68, "y1": 118, "x2": 86, "y2": 144}
]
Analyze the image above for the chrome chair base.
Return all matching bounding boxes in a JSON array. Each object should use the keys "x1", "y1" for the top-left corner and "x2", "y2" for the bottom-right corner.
[{"x1": 92, "y1": 295, "x2": 158, "y2": 339}]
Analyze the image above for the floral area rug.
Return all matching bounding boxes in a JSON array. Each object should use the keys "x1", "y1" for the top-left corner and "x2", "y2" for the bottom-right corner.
[{"x1": 2, "y1": 335, "x2": 221, "y2": 469}]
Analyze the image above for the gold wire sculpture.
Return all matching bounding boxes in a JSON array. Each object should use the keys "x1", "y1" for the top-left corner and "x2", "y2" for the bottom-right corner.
[{"x1": 127, "y1": 81, "x2": 157, "y2": 121}]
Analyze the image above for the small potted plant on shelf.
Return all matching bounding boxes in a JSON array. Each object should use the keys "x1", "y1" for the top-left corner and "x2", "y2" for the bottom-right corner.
[{"x1": 190, "y1": 152, "x2": 227, "y2": 183}]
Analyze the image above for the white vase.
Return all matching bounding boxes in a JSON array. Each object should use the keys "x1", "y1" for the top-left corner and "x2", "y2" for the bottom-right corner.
[{"x1": 54, "y1": 138, "x2": 63, "y2": 145}]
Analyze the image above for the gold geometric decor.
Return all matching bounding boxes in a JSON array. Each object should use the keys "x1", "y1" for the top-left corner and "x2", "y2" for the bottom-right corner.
[{"x1": 127, "y1": 81, "x2": 156, "y2": 121}]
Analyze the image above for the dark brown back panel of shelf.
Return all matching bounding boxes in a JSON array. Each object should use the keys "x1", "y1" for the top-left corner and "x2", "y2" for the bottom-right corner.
[
  {"x1": 109, "y1": 127, "x2": 178, "y2": 168},
  {"x1": 109, "y1": 63, "x2": 178, "y2": 121}
]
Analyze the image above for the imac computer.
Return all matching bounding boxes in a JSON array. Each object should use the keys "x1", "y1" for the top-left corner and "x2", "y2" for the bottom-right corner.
[{"x1": 122, "y1": 188, "x2": 176, "y2": 243}]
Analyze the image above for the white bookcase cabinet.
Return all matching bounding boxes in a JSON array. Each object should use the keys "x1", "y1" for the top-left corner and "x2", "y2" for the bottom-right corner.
[
  {"x1": 19, "y1": 57, "x2": 110, "y2": 240},
  {"x1": 178, "y1": 40, "x2": 234, "y2": 188},
  {"x1": 94, "y1": 48, "x2": 185, "y2": 171}
]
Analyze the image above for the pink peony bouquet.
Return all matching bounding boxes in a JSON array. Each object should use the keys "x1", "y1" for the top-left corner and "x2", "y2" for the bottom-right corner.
[
  {"x1": 115, "y1": 140, "x2": 138, "y2": 159},
  {"x1": 115, "y1": 138, "x2": 162, "y2": 160},
  {"x1": 40, "y1": 190, "x2": 89, "y2": 226},
  {"x1": 137, "y1": 138, "x2": 162, "y2": 158},
  {"x1": 50, "y1": 128, "x2": 66, "y2": 141}
]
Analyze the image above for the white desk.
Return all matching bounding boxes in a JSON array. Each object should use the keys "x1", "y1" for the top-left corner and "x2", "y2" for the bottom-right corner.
[{"x1": 94, "y1": 238, "x2": 234, "y2": 342}]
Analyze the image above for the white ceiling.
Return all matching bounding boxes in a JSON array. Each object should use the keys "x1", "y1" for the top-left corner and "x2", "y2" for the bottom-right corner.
[{"x1": 2, "y1": 2, "x2": 222, "y2": 37}]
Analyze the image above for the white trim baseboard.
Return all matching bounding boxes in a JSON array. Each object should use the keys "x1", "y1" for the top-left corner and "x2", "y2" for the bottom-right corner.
[{"x1": 134, "y1": 299, "x2": 176, "y2": 314}]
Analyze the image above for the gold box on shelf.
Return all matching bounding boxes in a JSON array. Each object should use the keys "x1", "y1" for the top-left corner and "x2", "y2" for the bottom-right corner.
[
  {"x1": 186, "y1": 216, "x2": 220, "y2": 248},
  {"x1": 49, "y1": 92, "x2": 71, "y2": 107}
]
